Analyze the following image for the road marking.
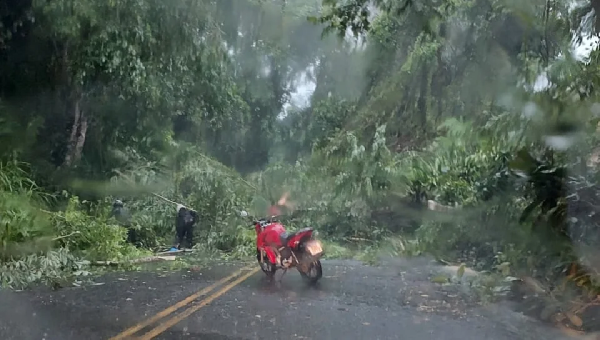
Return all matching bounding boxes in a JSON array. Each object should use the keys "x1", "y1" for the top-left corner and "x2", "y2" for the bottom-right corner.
[
  {"x1": 108, "y1": 266, "x2": 254, "y2": 340},
  {"x1": 138, "y1": 267, "x2": 260, "y2": 340}
]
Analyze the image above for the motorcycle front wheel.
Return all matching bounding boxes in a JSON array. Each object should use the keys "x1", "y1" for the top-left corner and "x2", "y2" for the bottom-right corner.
[
  {"x1": 299, "y1": 260, "x2": 322, "y2": 284},
  {"x1": 256, "y1": 249, "x2": 276, "y2": 278}
]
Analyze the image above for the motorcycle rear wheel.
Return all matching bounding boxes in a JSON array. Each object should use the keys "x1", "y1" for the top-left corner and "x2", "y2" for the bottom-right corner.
[
  {"x1": 256, "y1": 249, "x2": 276, "y2": 278},
  {"x1": 299, "y1": 260, "x2": 322, "y2": 284}
]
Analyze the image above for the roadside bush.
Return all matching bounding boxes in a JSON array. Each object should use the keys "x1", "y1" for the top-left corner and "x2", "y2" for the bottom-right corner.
[
  {"x1": 111, "y1": 144, "x2": 257, "y2": 254},
  {"x1": 0, "y1": 161, "x2": 146, "y2": 288},
  {"x1": 0, "y1": 248, "x2": 87, "y2": 289},
  {"x1": 0, "y1": 160, "x2": 55, "y2": 260},
  {"x1": 51, "y1": 196, "x2": 143, "y2": 261}
]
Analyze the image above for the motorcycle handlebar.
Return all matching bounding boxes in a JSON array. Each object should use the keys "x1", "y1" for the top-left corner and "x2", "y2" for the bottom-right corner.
[
  {"x1": 248, "y1": 216, "x2": 280, "y2": 227},
  {"x1": 240, "y1": 210, "x2": 281, "y2": 227}
]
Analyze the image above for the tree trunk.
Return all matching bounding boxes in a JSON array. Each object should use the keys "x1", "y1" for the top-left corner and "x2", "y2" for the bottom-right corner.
[
  {"x1": 592, "y1": 0, "x2": 600, "y2": 34},
  {"x1": 417, "y1": 63, "x2": 429, "y2": 129},
  {"x1": 62, "y1": 96, "x2": 87, "y2": 167},
  {"x1": 58, "y1": 41, "x2": 88, "y2": 168},
  {"x1": 73, "y1": 111, "x2": 88, "y2": 164},
  {"x1": 434, "y1": 41, "x2": 446, "y2": 123}
]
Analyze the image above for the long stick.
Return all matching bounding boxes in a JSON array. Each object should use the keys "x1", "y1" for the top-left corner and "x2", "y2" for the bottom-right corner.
[
  {"x1": 151, "y1": 193, "x2": 195, "y2": 212},
  {"x1": 52, "y1": 231, "x2": 81, "y2": 241},
  {"x1": 112, "y1": 169, "x2": 192, "y2": 210},
  {"x1": 91, "y1": 255, "x2": 177, "y2": 266},
  {"x1": 152, "y1": 193, "x2": 179, "y2": 205}
]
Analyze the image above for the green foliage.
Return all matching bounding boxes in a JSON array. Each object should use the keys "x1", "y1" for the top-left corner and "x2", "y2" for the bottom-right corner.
[
  {"x1": 252, "y1": 124, "x2": 400, "y2": 240},
  {"x1": 0, "y1": 160, "x2": 147, "y2": 288},
  {"x1": 52, "y1": 196, "x2": 143, "y2": 261},
  {"x1": 104, "y1": 143, "x2": 258, "y2": 255},
  {"x1": 0, "y1": 248, "x2": 88, "y2": 289},
  {"x1": 401, "y1": 117, "x2": 518, "y2": 205},
  {"x1": 0, "y1": 161, "x2": 54, "y2": 259},
  {"x1": 178, "y1": 151, "x2": 255, "y2": 253}
]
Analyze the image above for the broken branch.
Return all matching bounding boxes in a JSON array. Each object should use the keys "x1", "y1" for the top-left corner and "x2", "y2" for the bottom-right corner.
[
  {"x1": 112, "y1": 169, "x2": 193, "y2": 210},
  {"x1": 91, "y1": 255, "x2": 177, "y2": 266},
  {"x1": 52, "y1": 231, "x2": 81, "y2": 241}
]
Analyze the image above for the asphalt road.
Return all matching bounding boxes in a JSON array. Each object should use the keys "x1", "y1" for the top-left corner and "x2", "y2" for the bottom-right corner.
[{"x1": 0, "y1": 257, "x2": 570, "y2": 340}]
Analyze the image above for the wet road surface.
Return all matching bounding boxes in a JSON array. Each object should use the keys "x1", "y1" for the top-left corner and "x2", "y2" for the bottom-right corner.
[{"x1": 0, "y1": 258, "x2": 570, "y2": 340}]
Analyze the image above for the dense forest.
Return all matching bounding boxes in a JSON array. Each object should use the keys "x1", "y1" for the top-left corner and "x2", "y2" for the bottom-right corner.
[{"x1": 2, "y1": 0, "x2": 600, "y2": 331}]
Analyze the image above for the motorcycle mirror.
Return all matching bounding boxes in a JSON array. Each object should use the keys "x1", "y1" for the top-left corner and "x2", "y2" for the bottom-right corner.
[{"x1": 240, "y1": 210, "x2": 248, "y2": 217}]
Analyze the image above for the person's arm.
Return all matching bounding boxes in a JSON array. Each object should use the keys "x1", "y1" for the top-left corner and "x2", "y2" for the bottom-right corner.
[
  {"x1": 190, "y1": 210, "x2": 199, "y2": 223},
  {"x1": 277, "y1": 192, "x2": 289, "y2": 206},
  {"x1": 274, "y1": 192, "x2": 294, "y2": 213},
  {"x1": 175, "y1": 209, "x2": 182, "y2": 228}
]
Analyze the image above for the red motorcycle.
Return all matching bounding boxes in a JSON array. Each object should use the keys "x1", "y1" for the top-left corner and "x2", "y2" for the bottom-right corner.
[{"x1": 241, "y1": 211, "x2": 324, "y2": 283}]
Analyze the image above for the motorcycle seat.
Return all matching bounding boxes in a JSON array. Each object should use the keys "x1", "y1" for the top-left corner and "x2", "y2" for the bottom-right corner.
[{"x1": 279, "y1": 227, "x2": 313, "y2": 245}]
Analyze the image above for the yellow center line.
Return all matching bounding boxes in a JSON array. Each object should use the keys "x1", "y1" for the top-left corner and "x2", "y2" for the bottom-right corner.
[
  {"x1": 137, "y1": 267, "x2": 260, "y2": 340},
  {"x1": 109, "y1": 265, "x2": 254, "y2": 340}
]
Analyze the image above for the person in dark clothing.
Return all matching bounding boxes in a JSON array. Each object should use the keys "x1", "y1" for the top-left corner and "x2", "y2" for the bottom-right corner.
[
  {"x1": 109, "y1": 199, "x2": 137, "y2": 245},
  {"x1": 173, "y1": 204, "x2": 198, "y2": 250}
]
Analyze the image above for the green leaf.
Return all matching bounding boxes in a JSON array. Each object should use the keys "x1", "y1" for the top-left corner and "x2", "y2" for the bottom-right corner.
[
  {"x1": 508, "y1": 148, "x2": 538, "y2": 175},
  {"x1": 431, "y1": 275, "x2": 449, "y2": 284},
  {"x1": 306, "y1": 16, "x2": 319, "y2": 24},
  {"x1": 456, "y1": 263, "x2": 466, "y2": 279}
]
